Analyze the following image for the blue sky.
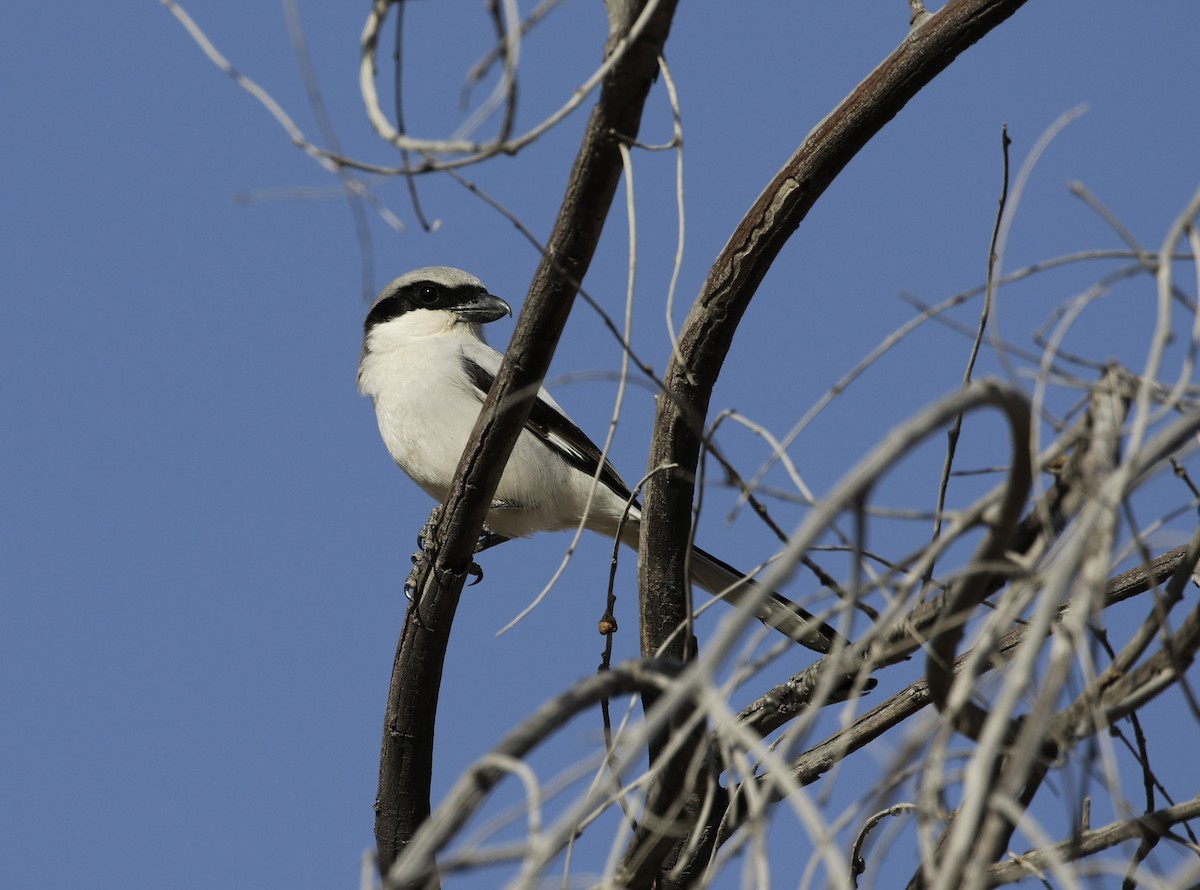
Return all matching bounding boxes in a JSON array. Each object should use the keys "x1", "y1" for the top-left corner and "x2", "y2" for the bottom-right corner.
[{"x1": 4, "y1": 2, "x2": 1200, "y2": 887}]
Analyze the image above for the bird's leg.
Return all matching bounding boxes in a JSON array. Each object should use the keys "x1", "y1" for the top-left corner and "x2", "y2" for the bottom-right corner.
[
  {"x1": 408, "y1": 504, "x2": 514, "y2": 593},
  {"x1": 463, "y1": 502, "x2": 519, "y2": 585},
  {"x1": 465, "y1": 508, "x2": 515, "y2": 584},
  {"x1": 476, "y1": 523, "x2": 510, "y2": 554},
  {"x1": 406, "y1": 506, "x2": 444, "y2": 602},
  {"x1": 415, "y1": 504, "x2": 443, "y2": 553}
]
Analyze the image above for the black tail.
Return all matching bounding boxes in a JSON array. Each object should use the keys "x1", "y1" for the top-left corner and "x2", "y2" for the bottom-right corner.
[{"x1": 688, "y1": 545, "x2": 843, "y2": 654}]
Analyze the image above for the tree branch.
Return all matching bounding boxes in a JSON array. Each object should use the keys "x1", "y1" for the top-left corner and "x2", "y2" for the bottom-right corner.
[
  {"x1": 986, "y1": 798, "x2": 1200, "y2": 886},
  {"x1": 640, "y1": 0, "x2": 1034, "y2": 654},
  {"x1": 373, "y1": 0, "x2": 680, "y2": 877},
  {"x1": 695, "y1": 545, "x2": 1193, "y2": 865},
  {"x1": 384, "y1": 659, "x2": 684, "y2": 889}
]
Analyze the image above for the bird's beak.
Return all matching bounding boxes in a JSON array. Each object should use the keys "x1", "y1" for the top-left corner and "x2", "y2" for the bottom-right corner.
[{"x1": 455, "y1": 293, "x2": 512, "y2": 324}]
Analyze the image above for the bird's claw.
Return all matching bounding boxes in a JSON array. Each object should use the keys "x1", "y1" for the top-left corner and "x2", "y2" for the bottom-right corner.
[
  {"x1": 475, "y1": 521, "x2": 510, "y2": 554},
  {"x1": 405, "y1": 548, "x2": 427, "y2": 601},
  {"x1": 468, "y1": 523, "x2": 510, "y2": 582},
  {"x1": 411, "y1": 538, "x2": 484, "y2": 590},
  {"x1": 408, "y1": 507, "x2": 501, "y2": 593},
  {"x1": 416, "y1": 505, "x2": 443, "y2": 554}
]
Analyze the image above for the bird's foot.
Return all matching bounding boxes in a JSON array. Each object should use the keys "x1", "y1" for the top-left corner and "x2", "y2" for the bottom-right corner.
[
  {"x1": 405, "y1": 506, "x2": 513, "y2": 595},
  {"x1": 405, "y1": 506, "x2": 446, "y2": 601},
  {"x1": 475, "y1": 520, "x2": 511, "y2": 555},
  {"x1": 415, "y1": 505, "x2": 443, "y2": 553}
]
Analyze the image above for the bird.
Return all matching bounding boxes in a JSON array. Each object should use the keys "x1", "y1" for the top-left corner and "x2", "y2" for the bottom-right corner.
[{"x1": 357, "y1": 266, "x2": 845, "y2": 654}]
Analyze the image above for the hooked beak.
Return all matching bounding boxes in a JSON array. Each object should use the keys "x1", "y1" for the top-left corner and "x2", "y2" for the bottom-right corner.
[{"x1": 454, "y1": 293, "x2": 511, "y2": 324}]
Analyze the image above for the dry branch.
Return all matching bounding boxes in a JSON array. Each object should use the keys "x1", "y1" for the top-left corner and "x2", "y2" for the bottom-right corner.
[
  {"x1": 634, "y1": 2, "x2": 1035, "y2": 881},
  {"x1": 165, "y1": 0, "x2": 1200, "y2": 886},
  {"x1": 374, "y1": 0, "x2": 680, "y2": 877},
  {"x1": 986, "y1": 799, "x2": 1200, "y2": 886},
  {"x1": 640, "y1": 0, "x2": 1035, "y2": 637},
  {"x1": 384, "y1": 659, "x2": 684, "y2": 888}
]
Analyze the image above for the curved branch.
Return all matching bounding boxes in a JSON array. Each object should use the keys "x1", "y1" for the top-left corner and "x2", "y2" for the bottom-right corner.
[
  {"x1": 964, "y1": 446, "x2": 1200, "y2": 869},
  {"x1": 358, "y1": 0, "x2": 670, "y2": 162},
  {"x1": 739, "y1": 545, "x2": 1192, "y2": 743},
  {"x1": 384, "y1": 659, "x2": 684, "y2": 889},
  {"x1": 640, "y1": 0, "x2": 1033, "y2": 674},
  {"x1": 650, "y1": 381, "x2": 1030, "y2": 882},
  {"x1": 373, "y1": 0, "x2": 680, "y2": 876},
  {"x1": 921, "y1": 385, "x2": 1032, "y2": 738}
]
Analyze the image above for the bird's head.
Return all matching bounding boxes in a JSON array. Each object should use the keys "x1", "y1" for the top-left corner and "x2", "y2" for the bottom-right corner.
[{"x1": 363, "y1": 267, "x2": 511, "y2": 338}]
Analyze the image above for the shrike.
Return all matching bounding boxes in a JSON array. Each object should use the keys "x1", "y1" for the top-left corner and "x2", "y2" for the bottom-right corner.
[{"x1": 358, "y1": 266, "x2": 842, "y2": 654}]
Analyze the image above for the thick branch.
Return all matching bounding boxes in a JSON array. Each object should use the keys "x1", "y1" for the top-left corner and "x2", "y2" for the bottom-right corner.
[
  {"x1": 374, "y1": 1, "x2": 679, "y2": 876},
  {"x1": 640, "y1": 0, "x2": 1033, "y2": 669}
]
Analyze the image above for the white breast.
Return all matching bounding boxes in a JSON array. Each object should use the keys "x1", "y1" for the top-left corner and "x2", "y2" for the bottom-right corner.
[{"x1": 358, "y1": 312, "x2": 634, "y2": 540}]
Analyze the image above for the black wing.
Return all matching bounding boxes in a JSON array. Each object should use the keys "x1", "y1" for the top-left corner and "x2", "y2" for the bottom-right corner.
[{"x1": 461, "y1": 356, "x2": 637, "y2": 505}]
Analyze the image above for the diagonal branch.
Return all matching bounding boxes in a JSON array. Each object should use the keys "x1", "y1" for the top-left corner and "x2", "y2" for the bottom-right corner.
[
  {"x1": 373, "y1": 0, "x2": 680, "y2": 877},
  {"x1": 698, "y1": 545, "x2": 1193, "y2": 864},
  {"x1": 986, "y1": 798, "x2": 1200, "y2": 886}
]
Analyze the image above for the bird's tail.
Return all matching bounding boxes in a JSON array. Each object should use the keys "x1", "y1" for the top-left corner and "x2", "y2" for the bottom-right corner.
[
  {"x1": 612, "y1": 523, "x2": 871, "y2": 700},
  {"x1": 687, "y1": 545, "x2": 844, "y2": 654},
  {"x1": 613, "y1": 519, "x2": 846, "y2": 654}
]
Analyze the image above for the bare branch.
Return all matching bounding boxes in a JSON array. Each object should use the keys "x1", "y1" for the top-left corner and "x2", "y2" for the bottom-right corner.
[
  {"x1": 986, "y1": 799, "x2": 1200, "y2": 886},
  {"x1": 374, "y1": 1, "x2": 680, "y2": 876},
  {"x1": 641, "y1": 0, "x2": 1034, "y2": 689},
  {"x1": 384, "y1": 659, "x2": 684, "y2": 888}
]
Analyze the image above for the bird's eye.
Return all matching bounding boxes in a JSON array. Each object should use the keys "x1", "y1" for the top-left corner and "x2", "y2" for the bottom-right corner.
[{"x1": 415, "y1": 285, "x2": 440, "y2": 305}]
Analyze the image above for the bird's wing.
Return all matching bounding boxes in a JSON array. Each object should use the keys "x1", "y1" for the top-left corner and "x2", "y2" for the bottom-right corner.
[{"x1": 458, "y1": 352, "x2": 636, "y2": 504}]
